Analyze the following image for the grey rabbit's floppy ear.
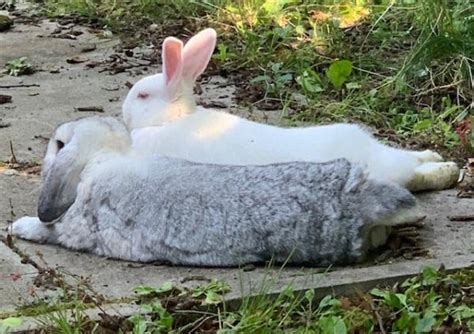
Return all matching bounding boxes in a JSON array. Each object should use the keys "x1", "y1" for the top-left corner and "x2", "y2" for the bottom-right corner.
[{"x1": 38, "y1": 149, "x2": 82, "y2": 223}]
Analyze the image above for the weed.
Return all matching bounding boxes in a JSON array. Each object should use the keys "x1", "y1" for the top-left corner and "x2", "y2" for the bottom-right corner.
[
  {"x1": 129, "y1": 302, "x2": 173, "y2": 334},
  {"x1": 191, "y1": 279, "x2": 232, "y2": 305},
  {"x1": 326, "y1": 59, "x2": 353, "y2": 89},
  {"x1": 5, "y1": 57, "x2": 34, "y2": 76}
]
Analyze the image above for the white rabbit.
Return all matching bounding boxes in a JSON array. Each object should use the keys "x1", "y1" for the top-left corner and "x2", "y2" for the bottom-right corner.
[
  {"x1": 10, "y1": 117, "x2": 418, "y2": 266},
  {"x1": 122, "y1": 28, "x2": 459, "y2": 192}
]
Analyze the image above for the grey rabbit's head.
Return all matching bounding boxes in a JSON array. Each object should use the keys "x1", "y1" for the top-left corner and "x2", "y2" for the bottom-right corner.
[{"x1": 38, "y1": 117, "x2": 131, "y2": 223}]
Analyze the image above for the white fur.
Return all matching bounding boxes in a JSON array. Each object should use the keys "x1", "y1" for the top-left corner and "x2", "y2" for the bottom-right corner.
[{"x1": 122, "y1": 28, "x2": 459, "y2": 192}]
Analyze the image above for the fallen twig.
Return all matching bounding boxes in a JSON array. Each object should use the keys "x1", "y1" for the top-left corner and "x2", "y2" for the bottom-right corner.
[
  {"x1": 448, "y1": 214, "x2": 474, "y2": 222},
  {"x1": 9, "y1": 197, "x2": 15, "y2": 220},
  {"x1": 199, "y1": 101, "x2": 228, "y2": 109},
  {"x1": 9, "y1": 140, "x2": 17, "y2": 164},
  {"x1": 368, "y1": 299, "x2": 386, "y2": 334},
  {"x1": 74, "y1": 106, "x2": 105, "y2": 113},
  {"x1": 0, "y1": 83, "x2": 40, "y2": 88},
  {"x1": 180, "y1": 275, "x2": 211, "y2": 284},
  {"x1": 414, "y1": 80, "x2": 464, "y2": 97},
  {"x1": 101, "y1": 86, "x2": 120, "y2": 91}
]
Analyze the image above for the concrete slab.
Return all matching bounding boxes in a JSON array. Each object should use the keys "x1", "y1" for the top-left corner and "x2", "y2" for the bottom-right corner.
[
  {"x1": 0, "y1": 242, "x2": 38, "y2": 313},
  {"x1": 0, "y1": 12, "x2": 472, "y2": 321},
  {"x1": 416, "y1": 191, "x2": 473, "y2": 258}
]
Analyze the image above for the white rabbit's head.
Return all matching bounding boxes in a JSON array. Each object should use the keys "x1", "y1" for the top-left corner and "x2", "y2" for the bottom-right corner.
[
  {"x1": 122, "y1": 28, "x2": 217, "y2": 129},
  {"x1": 39, "y1": 117, "x2": 130, "y2": 222}
]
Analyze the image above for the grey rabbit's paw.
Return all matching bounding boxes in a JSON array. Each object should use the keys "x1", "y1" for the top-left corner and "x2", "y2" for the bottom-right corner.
[{"x1": 11, "y1": 216, "x2": 52, "y2": 243}]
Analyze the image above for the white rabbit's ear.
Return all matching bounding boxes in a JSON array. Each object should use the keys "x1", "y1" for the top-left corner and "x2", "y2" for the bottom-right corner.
[
  {"x1": 182, "y1": 28, "x2": 217, "y2": 82},
  {"x1": 162, "y1": 37, "x2": 184, "y2": 94}
]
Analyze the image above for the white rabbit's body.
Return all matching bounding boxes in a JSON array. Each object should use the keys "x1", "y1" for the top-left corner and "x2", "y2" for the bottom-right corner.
[
  {"x1": 123, "y1": 28, "x2": 459, "y2": 192},
  {"x1": 131, "y1": 107, "x2": 456, "y2": 190}
]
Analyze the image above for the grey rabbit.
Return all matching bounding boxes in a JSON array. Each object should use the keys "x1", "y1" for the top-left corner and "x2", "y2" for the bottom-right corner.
[{"x1": 11, "y1": 117, "x2": 417, "y2": 267}]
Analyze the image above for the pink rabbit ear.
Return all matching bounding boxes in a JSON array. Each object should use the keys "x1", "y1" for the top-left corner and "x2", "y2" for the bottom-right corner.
[
  {"x1": 182, "y1": 28, "x2": 217, "y2": 83},
  {"x1": 162, "y1": 37, "x2": 184, "y2": 93}
]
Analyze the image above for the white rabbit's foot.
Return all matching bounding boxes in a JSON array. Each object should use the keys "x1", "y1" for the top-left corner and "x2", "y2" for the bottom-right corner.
[
  {"x1": 413, "y1": 150, "x2": 444, "y2": 163},
  {"x1": 407, "y1": 162, "x2": 459, "y2": 191},
  {"x1": 10, "y1": 216, "x2": 52, "y2": 243}
]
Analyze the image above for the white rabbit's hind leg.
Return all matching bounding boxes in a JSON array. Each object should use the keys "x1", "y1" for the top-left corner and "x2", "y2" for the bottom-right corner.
[
  {"x1": 411, "y1": 150, "x2": 443, "y2": 163},
  {"x1": 407, "y1": 162, "x2": 459, "y2": 191},
  {"x1": 368, "y1": 144, "x2": 420, "y2": 186},
  {"x1": 10, "y1": 216, "x2": 54, "y2": 243}
]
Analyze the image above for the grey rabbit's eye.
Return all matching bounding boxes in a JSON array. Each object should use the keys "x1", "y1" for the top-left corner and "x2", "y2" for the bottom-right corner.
[{"x1": 56, "y1": 140, "x2": 65, "y2": 151}]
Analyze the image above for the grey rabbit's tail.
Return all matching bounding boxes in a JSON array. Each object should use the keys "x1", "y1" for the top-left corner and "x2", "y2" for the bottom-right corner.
[{"x1": 344, "y1": 163, "x2": 416, "y2": 225}]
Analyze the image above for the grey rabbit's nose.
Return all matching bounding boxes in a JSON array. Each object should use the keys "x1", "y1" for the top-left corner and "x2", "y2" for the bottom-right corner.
[{"x1": 38, "y1": 203, "x2": 66, "y2": 223}]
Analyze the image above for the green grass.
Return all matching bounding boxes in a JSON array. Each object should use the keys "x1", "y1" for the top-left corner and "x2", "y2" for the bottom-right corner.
[
  {"x1": 38, "y1": 0, "x2": 473, "y2": 159},
  {"x1": 13, "y1": 266, "x2": 474, "y2": 333}
]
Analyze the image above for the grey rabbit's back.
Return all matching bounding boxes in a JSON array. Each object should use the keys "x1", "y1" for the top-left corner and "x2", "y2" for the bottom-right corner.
[{"x1": 57, "y1": 156, "x2": 415, "y2": 267}]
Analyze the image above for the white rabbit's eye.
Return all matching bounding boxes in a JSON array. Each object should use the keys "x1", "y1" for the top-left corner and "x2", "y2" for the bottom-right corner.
[
  {"x1": 137, "y1": 92, "x2": 149, "y2": 99},
  {"x1": 56, "y1": 140, "x2": 65, "y2": 152}
]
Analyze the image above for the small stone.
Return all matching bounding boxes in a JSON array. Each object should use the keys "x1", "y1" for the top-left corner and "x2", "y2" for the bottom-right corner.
[
  {"x1": 85, "y1": 61, "x2": 101, "y2": 68},
  {"x1": 242, "y1": 264, "x2": 256, "y2": 272},
  {"x1": 0, "y1": 94, "x2": 12, "y2": 104},
  {"x1": 3, "y1": 169, "x2": 19, "y2": 176},
  {"x1": 0, "y1": 15, "x2": 13, "y2": 32},
  {"x1": 80, "y1": 44, "x2": 96, "y2": 53},
  {"x1": 66, "y1": 55, "x2": 89, "y2": 64},
  {"x1": 103, "y1": 30, "x2": 113, "y2": 38}
]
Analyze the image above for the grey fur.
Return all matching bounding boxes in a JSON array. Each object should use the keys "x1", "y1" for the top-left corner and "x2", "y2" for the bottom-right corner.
[{"x1": 13, "y1": 117, "x2": 416, "y2": 267}]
